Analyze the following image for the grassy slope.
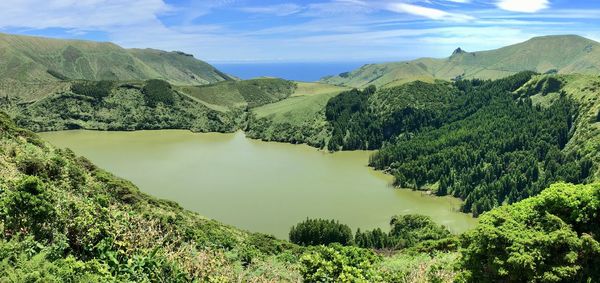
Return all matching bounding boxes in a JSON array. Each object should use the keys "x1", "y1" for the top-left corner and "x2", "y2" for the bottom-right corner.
[
  {"x1": 0, "y1": 32, "x2": 232, "y2": 98},
  {"x1": 176, "y1": 78, "x2": 297, "y2": 111},
  {"x1": 246, "y1": 82, "x2": 349, "y2": 147},
  {"x1": 322, "y1": 35, "x2": 600, "y2": 88}
]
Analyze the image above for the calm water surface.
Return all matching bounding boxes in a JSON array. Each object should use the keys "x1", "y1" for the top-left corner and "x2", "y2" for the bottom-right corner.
[{"x1": 41, "y1": 130, "x2": 476, "y2": 238}]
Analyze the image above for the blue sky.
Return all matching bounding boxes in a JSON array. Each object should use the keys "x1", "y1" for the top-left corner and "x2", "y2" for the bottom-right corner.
[{"x1": 1, "y1": 0, "x2": 600, "y2": 63}]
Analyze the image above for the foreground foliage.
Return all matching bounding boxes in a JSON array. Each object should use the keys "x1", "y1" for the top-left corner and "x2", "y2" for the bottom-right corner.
[{"x1": 459, "y1": 182, "x2": 600, "y2": 282}]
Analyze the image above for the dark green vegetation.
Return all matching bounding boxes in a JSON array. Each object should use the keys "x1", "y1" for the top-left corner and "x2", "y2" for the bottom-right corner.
[
  {"x1": 459, "y1": 183, "x2": 600, "y2": 282},
  {"x1": 70, "y1": 80, "x2": 113, "y2": 102},
  {"x1": 289, "y1": 218, "x2": 353, "y2": 246},
  {"x1": 324, "y1": 72, "x2": 594, "y2": 216},
  {"x1": 142, "y1": 79, "x2": 175, "y2": 107},
  {"x1": 291, "y1": 215, "x2": 452, "y2": 251},
  {"x1": 356, "y1": 215, "x2": 452, "y2": 250},
  {"x1": 325, "y1": 82, "x2": 455, "y2": 150},
  {"x1": 322, "y1": 35, "x2": 600, "y2": 88}
]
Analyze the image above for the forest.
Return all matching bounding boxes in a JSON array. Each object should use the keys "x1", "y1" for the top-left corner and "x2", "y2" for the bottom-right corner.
[{"x1": 325, "y1": 72, "x2": 593, "y2": 216}]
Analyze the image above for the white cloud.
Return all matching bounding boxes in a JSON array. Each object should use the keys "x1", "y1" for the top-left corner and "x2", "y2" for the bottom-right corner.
[
  {"x1": 386, "y1": 3, "x2": 474, "y2": 22},
  {"x1": 240, "y1": 4, "x2": 303, "y2": 16},
  {"x1": 496, "y1": 0, "x2": 549, "y2": 13},
  {"x1": 0, "y1": 0, "x2": 169, "y2": 29}
]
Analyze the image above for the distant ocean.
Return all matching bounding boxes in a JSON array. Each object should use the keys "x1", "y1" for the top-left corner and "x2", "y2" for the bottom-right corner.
[{"x1": 213, "y1": 62, "x2": 369, "y2": 82}]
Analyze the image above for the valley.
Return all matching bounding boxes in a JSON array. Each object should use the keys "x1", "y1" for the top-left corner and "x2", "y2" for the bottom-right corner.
[{"x1": 1, "y1": 31, "x2": 600, "y2": 282}]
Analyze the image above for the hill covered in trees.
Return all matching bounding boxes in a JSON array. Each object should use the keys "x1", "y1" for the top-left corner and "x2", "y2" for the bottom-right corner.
[
  {"x1": 321, "y1": 72, "x2": 600, "y2": 216},
  {"x1": 0, "y1": 79, "x2": 239, "y2": 133},
  {"x1": 321, "y1": 35, "x2": 600, "y2": 88}
]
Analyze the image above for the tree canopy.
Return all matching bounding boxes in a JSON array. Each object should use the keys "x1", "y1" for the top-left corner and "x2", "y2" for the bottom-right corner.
[{"x1": 459, "y1": 182, "x2": 600, "y2": 282}]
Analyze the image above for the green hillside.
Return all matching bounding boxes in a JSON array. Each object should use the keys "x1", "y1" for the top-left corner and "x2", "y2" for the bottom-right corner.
[
  {"x1": 322, "y1": 35, "x2": 600, "y2": 88},
  {"x1": 0, "y1": 32, "x2": 233, "y2": 94},
  {"x1": 246, "y1": 82, "x2": 350, "y2": 147},
  {"x1": 1, "y1": 80, "x2": 239, "y2": 133},
  {"x1": 176, "y1": 78, "x2": 297, "y2": 111}
]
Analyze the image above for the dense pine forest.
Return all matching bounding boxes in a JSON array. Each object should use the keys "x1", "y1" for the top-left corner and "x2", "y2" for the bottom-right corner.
[{"x1": 325, "y1": 72, "x2": 594, "y2": 216}]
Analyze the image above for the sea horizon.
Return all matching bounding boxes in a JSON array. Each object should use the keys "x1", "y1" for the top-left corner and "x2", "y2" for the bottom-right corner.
[{"x1": 213, "y1": 61, "x2": 373, "y2": 82}]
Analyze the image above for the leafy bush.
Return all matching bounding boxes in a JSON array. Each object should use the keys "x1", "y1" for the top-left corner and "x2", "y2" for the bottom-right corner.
[
  {"x1": 356, "y1": 214, "x2": 451, "y2": 250},
  {"x1": 459, "y1": 183, "x2": 600, "y2": 282},
  {"x1": 289, "y1": 218, "x2": 353, "y2": 246},
  {"x1": 300, "y1": 244, "x2": 381, "y2": 282},
  {"x1": 0, "y1": 176, "x2": 57, "y2": 242},
  {"x1": 142, "y1": 79, "x2": 175, "y2": 107},
  {"x1": 389, "y1": 215, "x2": 451, "y2": 248},
  {"x1": 70, "y1": 81, "x2": 113, "y2": 101}
]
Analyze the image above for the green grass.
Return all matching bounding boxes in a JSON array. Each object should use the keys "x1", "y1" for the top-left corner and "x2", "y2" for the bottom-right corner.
[
  {"x1": 176, "y1": 78, "x2": 297, "y2": 111},
  {"x1": 246, "y1": 82, "x2": 348, "y2": 147},
  {"x1": 253, "y1": 83, "x2": 348, "y2": 123},
  {"x1": 0, "y1": 32, "x2": 232, "y2": 88},
  {"x1": 322, "y1": 35, "x2": 600, "y2": 88}
]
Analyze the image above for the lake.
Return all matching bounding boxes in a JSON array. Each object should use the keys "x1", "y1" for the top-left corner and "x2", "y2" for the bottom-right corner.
[{"x1": 40, "y1": 130, "x2": 477, "y2": 239}]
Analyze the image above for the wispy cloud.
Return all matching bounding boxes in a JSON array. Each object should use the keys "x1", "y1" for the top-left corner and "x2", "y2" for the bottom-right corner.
[
  {"x1": 240, "y1": 4, "x2": 303, "y2": 16},
  {"x1": 496, "y1": 0, "x2": 549, "y2": 13},
  {"x1": 386, "y1": 3, "x2": 475, "y2": 22}
]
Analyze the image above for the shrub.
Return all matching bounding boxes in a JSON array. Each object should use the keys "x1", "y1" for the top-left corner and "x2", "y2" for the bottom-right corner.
[
  {"x1": 300, "y1": 244, "x2": 381, "y2": 282},
  {"x1": 356, "y1": 215, "x2": 452, "y2": 250},
  {"x1": 142, "y1": 79, "x2": 175, "y2": 107},
  {"x1": 389, "y1": 215, "x2": 451, "y2": 248},
  {"x1": 0, "y1": 176, "x2": 56, "y2": 242},
  {"x1": 70, "y1": 81, "x2": 113, "y2": 101},
  {"x1": 16, "y1": 155, "x2": 45, "y2": 176},
  {"x1": 459, "y1": 183, "x2": 600, "y2": 282},
  {"x1": 289, "y1": 218, "x2": 353, "y2": 246}
]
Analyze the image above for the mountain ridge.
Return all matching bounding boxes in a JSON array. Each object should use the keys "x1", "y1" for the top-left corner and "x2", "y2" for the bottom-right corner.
[
  {"x1": 321, "y1": 34, "x2": 600, "y2": 88},
  {"x1": 0, "y1": 32, "x2": 233, "y2": 87}
]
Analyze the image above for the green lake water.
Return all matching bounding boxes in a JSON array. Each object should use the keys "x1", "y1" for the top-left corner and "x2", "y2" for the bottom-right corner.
[{"x1": 40, "y1": 130, "x2": 477, "y2": 239}]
